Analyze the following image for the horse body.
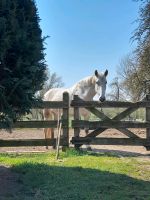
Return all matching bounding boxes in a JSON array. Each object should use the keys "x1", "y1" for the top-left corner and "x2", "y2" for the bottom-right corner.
[
  {"x1": 43, "y1": 70, "x2": 108, "y2": 146},
  {"x1": 44, "y1": 76, "x2": 96, "y2": 102}
]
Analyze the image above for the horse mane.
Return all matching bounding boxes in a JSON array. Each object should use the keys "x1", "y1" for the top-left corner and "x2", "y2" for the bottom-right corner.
[
  {"x1": 73, "y1": 72, "x2": 106, "y2": 89},
  {"x1": 75, "y1": 75, "x2": 96, "y2": 87},
  {"x1": 70, "y1": 75, "x2": 96, "y2": 94}
]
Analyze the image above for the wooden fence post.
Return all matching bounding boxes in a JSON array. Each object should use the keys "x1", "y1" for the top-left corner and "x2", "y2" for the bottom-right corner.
[
  {"x1": 146, "y1": 94, "x2": 150, "y2": 150},
  {"x1": 73, "y1": 95, "x2": 80, "y2": 149},
  {"x1": 62, "y1": 92, "x2": 69, "y2": 150}
]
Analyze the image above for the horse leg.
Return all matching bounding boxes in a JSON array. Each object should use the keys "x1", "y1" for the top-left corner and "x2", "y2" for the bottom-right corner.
[
  {"x1": 43, "y1": 109, "x2": 54, "y2": 149},
  {"x1": 53, "y1": 111, "x2": 60, "y2": 149},
  {"x1": 84, "y1": 114, "x2": 92, "y2": 151},
  {"x1": 51, "y1": 112, "x2": 56, "y2": 149},
  {"x1": 84, "y1": 114, "x2": 89, "y2": 136}
]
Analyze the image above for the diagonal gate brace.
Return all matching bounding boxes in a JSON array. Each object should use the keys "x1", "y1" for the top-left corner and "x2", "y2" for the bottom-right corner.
[{"x1": 86, "y1": 107, "x2": 139, "y2": 138}]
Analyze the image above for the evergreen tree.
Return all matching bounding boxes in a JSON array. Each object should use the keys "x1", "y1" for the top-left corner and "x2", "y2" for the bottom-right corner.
[{"x1": 0, "y1": 0, "x2": 47, "y2": 122}]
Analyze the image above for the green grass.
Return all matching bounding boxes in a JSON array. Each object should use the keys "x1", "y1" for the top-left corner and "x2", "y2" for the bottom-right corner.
[{"x1": 0, "y1": 149, "x2": 150, "y2": 200}]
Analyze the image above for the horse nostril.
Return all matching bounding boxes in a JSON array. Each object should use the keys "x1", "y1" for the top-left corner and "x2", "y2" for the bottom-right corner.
[{"x1": 99, "y1": 97, "x2": 105, "y2": 102}]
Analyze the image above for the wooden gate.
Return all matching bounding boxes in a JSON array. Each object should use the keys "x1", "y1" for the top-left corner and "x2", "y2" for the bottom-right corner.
[{"x1": 71, "y1": 95, "x2": 150, "y2": 150}]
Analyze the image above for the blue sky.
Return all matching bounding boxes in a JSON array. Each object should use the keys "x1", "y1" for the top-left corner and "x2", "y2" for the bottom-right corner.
[{"x1": 35, "y1": 0, "x2": 140, "y2": 88}]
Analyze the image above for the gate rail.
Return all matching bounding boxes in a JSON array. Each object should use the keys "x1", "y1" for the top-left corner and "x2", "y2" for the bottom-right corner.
[{"x1": 71, "y1": 95, "x2": 150, "y2": 150}]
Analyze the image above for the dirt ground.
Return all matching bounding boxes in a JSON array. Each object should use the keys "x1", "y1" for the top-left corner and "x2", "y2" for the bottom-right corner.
[{"x1": 0, "y1": 128, "x2": 149, "y2": 157}]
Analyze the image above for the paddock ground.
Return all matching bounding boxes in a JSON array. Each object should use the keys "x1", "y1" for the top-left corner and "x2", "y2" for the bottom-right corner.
[
  {"x1": 0, "y1": 129, "x2": 150, "y2": 199},
  {"x1": 0, "y1": 128, "x2": 149, "y2": 157}
]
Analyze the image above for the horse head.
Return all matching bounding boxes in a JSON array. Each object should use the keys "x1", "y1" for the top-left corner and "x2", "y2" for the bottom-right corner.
[{"x1": 94, "y1": 69, "x2": 108, "y2": 102}]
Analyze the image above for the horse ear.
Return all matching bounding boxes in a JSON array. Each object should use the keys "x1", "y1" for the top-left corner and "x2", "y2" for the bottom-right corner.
[
  {"x1": 95, "y1": 70, "x2": 98, "y2": 77},
  {"x1": 104, "y1": 69, "x2": 108, "y2": 77}
]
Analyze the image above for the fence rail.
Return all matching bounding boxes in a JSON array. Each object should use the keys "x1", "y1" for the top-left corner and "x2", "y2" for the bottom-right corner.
[
  {"x1": 71, "y1": 99, "x2": 150, "y2": 108},
  {"x1": 31, "y1": 101, "x2": 66, "y2": 109},
  {"x1": 0, "y1": 138, "x2": 67, "y2": 147},
  {"x1": 71, "y1": 137, "x2": 149, "y2": 146},
  {"x1": 72, "y1": 120, "x2": 150, "y2": 129},
  {"x1": 71, "y1": 95, "x2": 150, "y2": 150},
  {"x1": 0, "y1": 92, "x2": 69, "y2": 149},
  {"x1": 0, "y1": 120, "x2": 69, "y2": 129},
  {"x1": 0, "y1": 92, "x2": 150, "y2": 150}
]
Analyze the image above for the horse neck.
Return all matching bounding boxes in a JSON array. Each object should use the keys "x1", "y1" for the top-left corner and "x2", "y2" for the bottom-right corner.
[{"x1": 70, "y1": 76, "x2": 96, "y2": 101}]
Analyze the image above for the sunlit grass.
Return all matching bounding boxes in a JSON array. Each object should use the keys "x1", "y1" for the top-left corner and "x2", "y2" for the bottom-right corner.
[{"x1": 0, "y1": 149, "x2": 150, "y2": 200}]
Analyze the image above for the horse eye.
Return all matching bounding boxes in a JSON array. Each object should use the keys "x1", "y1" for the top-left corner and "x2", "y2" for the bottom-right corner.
[{"x1": 106, "y1": 81, "x2": 107, "y2": 84}]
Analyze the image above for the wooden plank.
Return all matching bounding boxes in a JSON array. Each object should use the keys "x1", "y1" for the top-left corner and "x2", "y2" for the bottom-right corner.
[
  {"x1": 0, "y1": 138, "x2": 66, "y2": 147},
  {"x1": 85, "y1": 127, "x2": 139, "y2": 140},
  {"x1": 85, "y1": 107, "x2": 139, "y2": 138},
  {"x1": 62, "y1": 92, "x2": 69, "y2": 148},
  {"x1": 113, "y1": 107, "x2": 138, "y2": 120},
  {"x1": 31, "y1": 101, "x2": 67, "y2": 109},
  {"x1": 0, "y1": 120, "x2": 65, "y2": 129},
  {"x1": 72, "y1": 120, "x2": 150, "y2": 129},
  {"x1": 86, "y1": 107, "x2": 109, "y2": 120},
  {"x1": 73, "y1": 96, "x2": 80, "y2": 150},
  {"x1": 73, "y1": 96, "x2": 80, "y2": 138},
  {"x1": 146, "y1": 94, "x2": 150, "y2": 150},
  {"x1": 85, "y1": 127, "x2": 106, "y2": 137},
  {"x1": 71, "y1": 137, "x2": 150, "y2": 146},
  {"x1": 117, "y1": 128, "x2": 139, "y2": 138},
  {"x1": 71, "y1": 98, "x2": 150, "y2": 108}
]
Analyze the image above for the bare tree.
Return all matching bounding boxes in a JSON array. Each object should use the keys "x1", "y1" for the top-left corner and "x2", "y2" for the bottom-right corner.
[
  {"x1": 107, "y1": 77, "x2": 127, "y2": 101},
  {"x1": 132, "y1": 0, "x2": 150, "y2": 97},
  {"x1": 116, "y1": 1, "x2": 150, "y2": 102},
  {"x1": 38, "y1": 69, "x2": 64, "y2": 99},
  {"x1": 31, "y1": 69, "x2": 64, "y2": 120},
  {"x1": 117, "y1": 54, "x2": 146, "y2": 101}
]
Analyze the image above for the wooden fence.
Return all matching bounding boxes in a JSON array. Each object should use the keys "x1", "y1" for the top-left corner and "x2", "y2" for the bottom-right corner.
[
  {"x1": 71, "y1": 94, "x2": 150, "y2": 150},
  {"x1": 0, "y1": 92, "x2": 150, "y2": 150},
  {"x1": 0, "y1": 92, "x2": 69, "y2": 148}
]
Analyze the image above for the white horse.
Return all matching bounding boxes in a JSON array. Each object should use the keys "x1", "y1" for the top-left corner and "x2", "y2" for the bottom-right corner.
[{"x1": 43, "y1": 69, "x2": 108, "y2": 145}]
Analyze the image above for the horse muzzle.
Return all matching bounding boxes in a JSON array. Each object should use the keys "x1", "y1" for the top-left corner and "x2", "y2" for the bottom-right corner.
[{"x1": 99, "y1": 97, "x2": 105, "y2": 102}]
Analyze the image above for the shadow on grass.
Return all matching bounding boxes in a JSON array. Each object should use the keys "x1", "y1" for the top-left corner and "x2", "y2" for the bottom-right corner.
[
  {"x1": 65, "y1": 147, "x2": 150, "y2": 158},
  {"x1": 0, "y1": 165, "x2": 22, "y2": 199},
  {"x1": 8, "y1": 163, "x2": 150, "y2": 200},
  {"x1": 88, "y1": 148, "x2": 150, "y2": 158}
]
